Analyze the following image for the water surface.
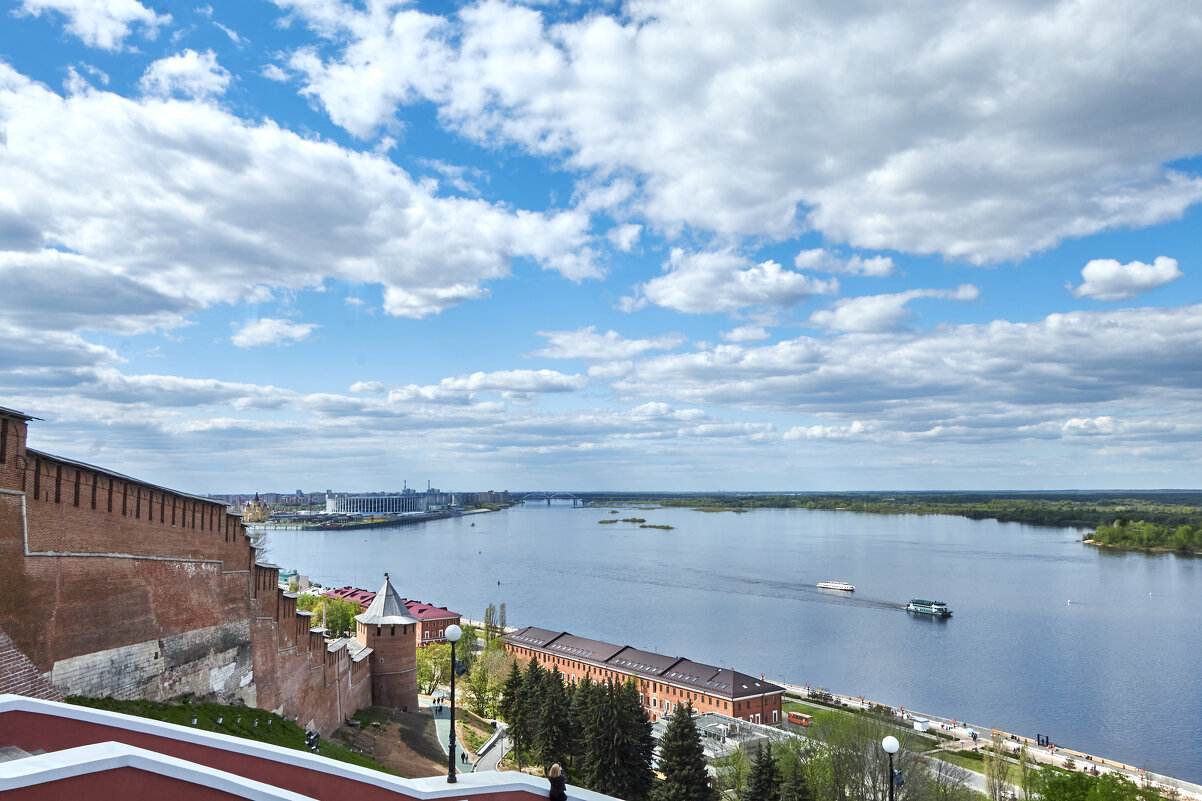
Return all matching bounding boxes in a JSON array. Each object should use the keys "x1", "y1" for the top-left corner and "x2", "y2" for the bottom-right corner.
[{"x1": 265, "y1": 503, "x2": 1201, "y2": 782}]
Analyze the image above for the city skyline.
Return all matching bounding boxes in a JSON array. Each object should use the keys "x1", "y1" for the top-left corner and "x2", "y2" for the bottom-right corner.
[{"x1": 2, "y1": 0, "x2": 1200, "y2": 492}]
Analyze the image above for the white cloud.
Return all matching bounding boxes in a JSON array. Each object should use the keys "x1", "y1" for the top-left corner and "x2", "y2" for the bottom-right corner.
[
  {"x1": 214, "y1": 21, "x2": 244, "y2": 44},
  {"x1": 784, "y1": 421, "x2": 869, "y2": 440},
  {"x1": 139, "y1": 49, "x2": 232, "y2": 99},
  {"x1": 17, "y1": 0, "x2": 170, "y2": 50},
  {"x1": 418, "y1": 158, "x2": 486, "y2": 195},
  {"x1": 275, "y1": 0, "x2": 1202, "y2": 263},
  {"x1": 529, "y1": 326, "x2": 685, "y2": 361},
  {"x1": 720, "y1": 325, "x2": 769, "y2": 343},
  {"x1": 261, "y1": 64, "x2": 290, "y2": 82},
  {"x1": 612, "y1": 306, "x2": 1202, "y2": 446},
  {"x1": 349, "y1": 380, "x2": 386, "y2": 394},
  {"x1": 586, "y1": 361, "x2": 634, "y2": 379},
  {"x1": 230, "y1": 318, "x2": 319, "y2": 348},
  {"x1": 607, "y1": 223, "x2": 642, "y2": 252},
  {"x1": 808, "y1": 285, "x2": 980, "y2": 333},
  {"x1": 794, "y1": 249, "x2": 895, "y2": 277},
  {"x1": 1069, "y1": 256, "x2": 1183, "y2": 301},
  {"x1": 438, "y1": 369, "x2": 586, "y2": 393},
  {"x1": 0, "y1": 62, "x2": 597, "y2": 337},
  {"x1": 627, "y1": 249, "x2": 839, "y2": 315}
]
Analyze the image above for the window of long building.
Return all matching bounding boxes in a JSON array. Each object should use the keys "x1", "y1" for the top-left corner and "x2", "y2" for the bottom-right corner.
[{"x1": 0, "y1": 419, "x2": 7, "y2": 463}]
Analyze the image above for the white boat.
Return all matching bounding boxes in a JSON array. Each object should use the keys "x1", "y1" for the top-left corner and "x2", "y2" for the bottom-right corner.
[
  {"x1": 817, "y1": 580, "x2": 855, "y2": 592},
  {"x1": 906, "y1": 599, "x2": 952, "y2": 617}
]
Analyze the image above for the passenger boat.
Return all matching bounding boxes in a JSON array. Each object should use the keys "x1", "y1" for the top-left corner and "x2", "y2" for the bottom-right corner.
[
  {"x1": 817, "y1": 580, "x2": 855, "y2": 592},
  {"x1": 906, "y1": 599, "x2": 952, "y2": 616}
]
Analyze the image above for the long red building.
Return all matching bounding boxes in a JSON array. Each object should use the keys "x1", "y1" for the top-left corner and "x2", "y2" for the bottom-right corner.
[{"x1": 505, "y1": 627, "x2": 784, "y2": 724}]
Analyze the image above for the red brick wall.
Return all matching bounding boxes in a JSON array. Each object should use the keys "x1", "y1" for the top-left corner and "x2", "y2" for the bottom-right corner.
[
  {"x1": 360, "y1": 619, "x2": 418, "y2": 712},
  {"x1": 250, "y1": 565, "x2": 373, "y2": 734},
  {"x1": 0, "y1": 411, "x2": 383, "y2": 735}
]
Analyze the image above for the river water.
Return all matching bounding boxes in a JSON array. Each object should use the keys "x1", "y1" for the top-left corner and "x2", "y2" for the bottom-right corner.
[{"x1": 264, "y1": 503, "x2": 1202, "y2": 782}]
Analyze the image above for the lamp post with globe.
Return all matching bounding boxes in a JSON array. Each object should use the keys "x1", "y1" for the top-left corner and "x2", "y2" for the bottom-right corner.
[
  {"x1": 446, "y1": 624, "x2": 463, "y2": 783},
  {"x1": 881, "y1": 735, "x2": 900, "y2": 801}
]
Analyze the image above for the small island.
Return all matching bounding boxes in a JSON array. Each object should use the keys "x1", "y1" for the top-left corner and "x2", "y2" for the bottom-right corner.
[{"x1": 1086, "y1": 519, "x2": 1202, "y2": 553}]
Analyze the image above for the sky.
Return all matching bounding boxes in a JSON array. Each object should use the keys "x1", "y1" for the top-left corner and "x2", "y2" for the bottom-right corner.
[{"x1": 1, "y1": 0, "x2": 1200, "y2": 493}]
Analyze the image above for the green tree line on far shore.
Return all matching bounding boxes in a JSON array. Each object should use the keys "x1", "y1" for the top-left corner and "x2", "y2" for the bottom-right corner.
[
  {"x1": 609, "y1": 492, "x2": 1202, "y2": 550},
  {"x1": 1091, "y1": 520, "x2": 1202, "y2": 552}
]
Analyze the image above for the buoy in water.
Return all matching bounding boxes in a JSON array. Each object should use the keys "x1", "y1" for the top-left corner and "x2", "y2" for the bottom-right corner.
[{"x1": 1067, "y1": 600, "x2": 1071, "y2": 604}]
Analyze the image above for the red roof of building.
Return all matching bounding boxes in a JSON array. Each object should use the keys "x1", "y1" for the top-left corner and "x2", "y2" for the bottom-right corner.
[
  {"x1": 325, "y1": 586, "x2": 375, "y2": 607},
  {"x1": 324, "y1": 587, "x2": 458, "y2": 621},
  {"x1": 401, "y1": 599, "x2": 457, "y2": 621}
]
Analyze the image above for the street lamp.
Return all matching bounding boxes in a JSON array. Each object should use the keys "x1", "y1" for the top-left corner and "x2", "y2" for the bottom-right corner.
[
  {"x1": 881, "y1": 735, "x2": 900, "y2": 801},
  {"x1": 446, "y1": 624, "x2": 463, "y2": 784}
]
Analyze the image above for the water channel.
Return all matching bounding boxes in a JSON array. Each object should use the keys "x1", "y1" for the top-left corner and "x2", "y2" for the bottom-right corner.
[{"x1": 265, "y1": 502, "x2": 1202, "y2": 782}]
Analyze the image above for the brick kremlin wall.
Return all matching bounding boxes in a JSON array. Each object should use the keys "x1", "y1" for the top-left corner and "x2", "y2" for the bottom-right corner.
[{"x1": 0, "y1": 411, "x2": 371, "y2": 734}]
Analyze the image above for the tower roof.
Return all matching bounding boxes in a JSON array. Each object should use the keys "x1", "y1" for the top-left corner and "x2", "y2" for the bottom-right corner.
[{"x1": 354, "y1": 573, "x2": 420, "y2": 626}]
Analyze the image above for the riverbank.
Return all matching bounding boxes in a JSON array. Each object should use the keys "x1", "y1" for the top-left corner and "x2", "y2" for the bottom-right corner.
[
  {"x1": 250, "y1": 508, "x2": 485, "y2": 532},
  {"x1": 1082, "y1": 538, "x2": 1202, "y2": 557},
  {"x1": 776, "y1": 680, "x2": 1202, "y2": 800}
]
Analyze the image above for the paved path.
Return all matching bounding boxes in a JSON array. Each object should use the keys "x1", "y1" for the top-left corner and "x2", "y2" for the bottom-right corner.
[
  {"x1": 779, "y1": 681, "x2": 1199, "y2": 800},
  {"x1": 420, "y1": 698, "x2": 476, "y2": 775},
  {"x1": 474, "y1": 725, "x2": 509, "y2": 772}
]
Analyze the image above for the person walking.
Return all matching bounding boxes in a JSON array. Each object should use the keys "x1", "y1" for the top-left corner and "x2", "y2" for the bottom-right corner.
[{"x1": 548, "y1": 762, "x2": 567, "y2": 801}]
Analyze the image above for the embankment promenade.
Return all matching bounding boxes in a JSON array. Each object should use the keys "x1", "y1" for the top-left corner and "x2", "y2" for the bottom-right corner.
[{"x1": 777, "y1": 680, "x2": 1202, "y2": 800}]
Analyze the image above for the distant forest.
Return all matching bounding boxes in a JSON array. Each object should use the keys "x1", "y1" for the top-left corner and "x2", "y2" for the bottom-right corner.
[{"x1": 580, "y1": 491, "x2": 1202, "y2": 553}]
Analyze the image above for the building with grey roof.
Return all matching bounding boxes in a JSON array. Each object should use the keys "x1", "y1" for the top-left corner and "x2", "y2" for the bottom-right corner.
[{"x1": 505, "y1": 627, "x2": 783, "y2": 726}]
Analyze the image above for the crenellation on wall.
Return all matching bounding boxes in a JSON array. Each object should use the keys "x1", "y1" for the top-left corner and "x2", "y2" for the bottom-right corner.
[{"x1": 0, "y1": 406, "x2": 410, "y2": 738}]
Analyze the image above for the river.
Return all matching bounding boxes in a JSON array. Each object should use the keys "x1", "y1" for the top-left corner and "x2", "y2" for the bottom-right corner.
[{"x1": 264, "y1": 502, "x2": 1202, "y2": 782}]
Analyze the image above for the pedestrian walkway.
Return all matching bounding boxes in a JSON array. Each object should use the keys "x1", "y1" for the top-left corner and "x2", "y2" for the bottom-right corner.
[{"x1": 420, "y1": 697, "x2": 476, "y2": 774}]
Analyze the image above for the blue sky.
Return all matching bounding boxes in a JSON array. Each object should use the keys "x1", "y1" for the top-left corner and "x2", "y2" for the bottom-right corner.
[{"x1": 1, "y1": 0, "x2": 1200, "y2": 492}]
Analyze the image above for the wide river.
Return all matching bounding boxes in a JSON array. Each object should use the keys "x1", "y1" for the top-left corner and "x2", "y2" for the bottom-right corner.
[{"x1": 265, "y1": 503, "x2": 1202, "y2": 783}]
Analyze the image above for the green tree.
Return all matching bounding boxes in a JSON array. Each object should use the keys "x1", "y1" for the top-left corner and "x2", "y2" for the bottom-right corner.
[
  {"x1": 499, "y1": 659, "x2": 527, "y2": 769},
  {"x1": 571, "y1": 675, "x2": 599, "y2": 773},
  {"x1": 466, "y1": 647, "x2": 510, "y2": 717},
  {"x1": 579, "y1": 673, "x2": 653, "y2": 798},
  {"x1": 535, "y1": 669, "x2": 572, "y2": 771},
  {"x1": 295, "y1": 595, "x2": 361, "y2": 638},
  {"x1": 652, "y1": 702, "x2": 718, "y2": 801},
  {"x1": 456, "y1": 623, "x2": 479, "y2": 675},
  {"x1": 1018, "y1": 742, "x2": 1036, "y2": 800},
  {"x1": 741, "y1": 741, "x2": 780, "y2": 801},
  {"x1": 713, "y1": 746, "x2": 751, "y2": 799},
  {"x1": 484, "y1": 603, "x2": 498, "y2": 642},
  {"x1": 984, "y1": 730, "x2": 1009, "y2": 801},
  {"x1": 415, "y1": 642, "x2": 451, "y2": 694},
  {"x1": 774, "y1": 737, "x2": 815, "y2": 801}
]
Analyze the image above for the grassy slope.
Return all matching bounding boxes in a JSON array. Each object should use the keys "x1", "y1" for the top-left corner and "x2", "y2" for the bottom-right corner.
[{"x1": 66, "y1": 696, "x2": 393, "y2": 774}]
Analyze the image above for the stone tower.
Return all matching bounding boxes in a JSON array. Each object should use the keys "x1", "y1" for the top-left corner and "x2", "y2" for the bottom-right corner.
[{"x1": 355, "y1": 573, "x2": 419, "y2": 711}]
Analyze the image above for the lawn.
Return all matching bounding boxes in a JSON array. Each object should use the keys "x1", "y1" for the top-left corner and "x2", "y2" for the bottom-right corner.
[{"x1": 67, "y1": 696, "x2": 393, "y2": 774}]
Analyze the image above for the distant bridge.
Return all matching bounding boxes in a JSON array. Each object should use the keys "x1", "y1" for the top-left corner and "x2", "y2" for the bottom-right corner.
[{"x1": 518, "y1": 492, "x2": 583, "y2": 507}]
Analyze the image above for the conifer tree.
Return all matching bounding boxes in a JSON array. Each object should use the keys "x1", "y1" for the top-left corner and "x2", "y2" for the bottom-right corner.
[
  {"x1": 619, "y1": 677, "x2": 655, "y2": 801},
  {"x1": 573, "y1": 676, "x2": 601, "y2": 781},
  {"x1": 652, "y1": 702, "x2": 717, "y2": 801},
  {"x1": 536, "y1": 669, "x2": 571, "y2": 771},
  {"x1": 741, "y1": 741, "x2": 780, "y2": 801},
  {"x1": 499, "y1": 659, "x2": 525, "y2": 768},
  {"x1": 779, "y1": 759, "x2": 813, "y2": 801},
  {"x1": 516, "y1": 657, "x2": 546, "y2": 764},
  {"x1": 574, "y1": 678, "x2": 652, "y2": 799}
]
